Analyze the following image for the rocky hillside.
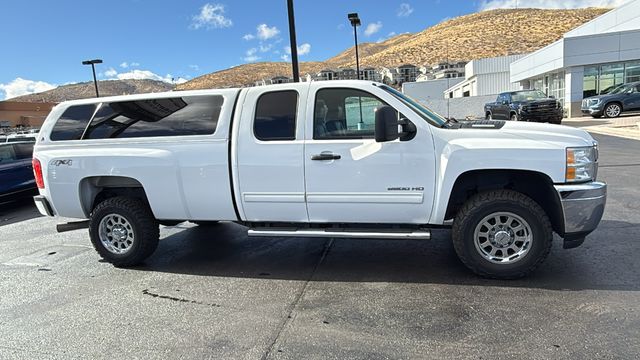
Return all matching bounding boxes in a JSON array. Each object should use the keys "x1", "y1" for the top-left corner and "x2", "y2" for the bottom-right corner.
[
  {"x1": 178, "y1": 7, "x2": 608, "y2": 90},
  {"x1": 9, "y1": 79, "x2": 174, "y2": 103}
]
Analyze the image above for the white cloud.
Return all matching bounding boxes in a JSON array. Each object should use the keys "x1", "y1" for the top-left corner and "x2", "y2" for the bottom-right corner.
[
  {"x1": 190, "y1": 3, "x2": 232, "y2": 29},
  {"x1": 0, "y1": 77, "x2": 57, "y2": 100},
  {"x1": 243, "y1": 33, "x2": 255, "y2": 40},
  {"x1": 257, "y1": 24, "x2": 280, "y2": 40},
  {"x1": 243, "y1": 48, "x2": 260, "y2": 62},
  {"x1": 281, "y1": 54, "x2": 290, "y2": 61},
  {"x1": 104, "y1": 67, "x2": 118, "y2": 77},
  {"x1": 337, "y1": 23, "x2": 345, "y2": 30},
  {"x1": 479, "y1": 0, "x2": 630, "y2": 10},
  {"x1": 397, "y1": 3, "x2": 414, "y2": 17},
  {"x1": 120, "y1": 62, "x2": 129, "y2": 68},
  {"x1": 364, "y1": 21, "x2": 383, "y2": 36},
  {"x1": 103, "y1": 69, "x2": 186, "y2": 84},
  {"x1": 284, "y1": 43, "x2": 311, "y2": 56},
  {"x1": 189, "y1": 64, "x2": 200, "y2": 71},
  {"x1": 259, "y1": 43, "x2": 273, "y2": 52}
]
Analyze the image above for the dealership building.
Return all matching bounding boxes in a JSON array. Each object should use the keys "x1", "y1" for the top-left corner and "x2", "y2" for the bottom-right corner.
[{"x1": 510, "y1": 0, "x2": 640, "y2": 117}]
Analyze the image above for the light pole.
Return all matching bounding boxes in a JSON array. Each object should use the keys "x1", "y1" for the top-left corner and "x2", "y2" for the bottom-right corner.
[
  {"x1": 348, "y1": 13, "x2": 361, "y2": 80},
  {"x1": 82, "y1": 59, "x2": 103, "y2": 97},
  {"x1": 286, "y1": 0, "x2": 300, "y2": 82}
]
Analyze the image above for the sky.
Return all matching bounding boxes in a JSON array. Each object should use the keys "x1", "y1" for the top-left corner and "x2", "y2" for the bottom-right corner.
[{"x1": 0, "y1": 0, "x2": 631, "y2": 100}]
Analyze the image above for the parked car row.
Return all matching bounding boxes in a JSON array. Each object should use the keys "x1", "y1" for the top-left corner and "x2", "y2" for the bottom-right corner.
[{"x1": 0, "y1": 141, "x2": 37, "y2": 203}]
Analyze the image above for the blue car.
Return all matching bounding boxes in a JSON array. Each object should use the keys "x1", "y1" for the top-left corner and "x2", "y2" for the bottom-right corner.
[
  {"x1": 0, "y1": 142, "x2": 37, "y2": 203},
  {"x1": 581, "y1": 81, "x2": 640, "y2": 118}
]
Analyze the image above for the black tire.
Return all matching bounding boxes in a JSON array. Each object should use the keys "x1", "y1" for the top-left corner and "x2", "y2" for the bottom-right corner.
[
  {"x1": 485, "y1": 113, "x2": 492, "y2": 120},
  {"x1": 510, "y1": 113, "x2": 519, "y2": 121},
  {"x1": 451, "y1": 190, "x2": 552, "y2": 279},
  {"x1": 89, "y1": 196, "x2": 159, "y2": 267},
  {"x1": 591, "y1": 114, "x2": 602, "y2": 119},
  {"x1": 603, "y1": 102, "x2": 622, "y2": 118}
]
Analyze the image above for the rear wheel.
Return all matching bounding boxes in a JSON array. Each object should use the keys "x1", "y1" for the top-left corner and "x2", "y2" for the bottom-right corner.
[
  {"x1": 485, "y1": 113, "x2": 492, "y2": 120},
  {"x1": 604, "y1": 103, "x2": 621, "y2": 118},
  {"x1": 89, "y1": 196, "x2": 159, "y2": 267},
  {"x1": 452, "y1": 190, "x2": 552, "y2": 279}
]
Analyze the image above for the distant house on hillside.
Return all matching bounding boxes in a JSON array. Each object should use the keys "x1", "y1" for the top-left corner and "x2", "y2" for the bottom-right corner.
[
  {"x1": 254, "y1": 75, "x2": 293, "y2": 86},
  {"x1": 432, "y1": 61, "x2": 466, "y2": 80},
  {"x1": 397, "y1": 64, "x2": 419, "y2": 84}
]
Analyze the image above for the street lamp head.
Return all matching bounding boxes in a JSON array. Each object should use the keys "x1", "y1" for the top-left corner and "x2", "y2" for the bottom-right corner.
[
  {"x1": 82, "y1": 59, "x2": 103, "y2": 65},
  {"x1": 348, "y1": 13, "x2": 361, "y2": 27}
]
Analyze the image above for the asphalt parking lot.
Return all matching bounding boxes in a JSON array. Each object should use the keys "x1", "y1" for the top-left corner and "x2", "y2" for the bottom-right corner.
[{"x1": 1, "y1": 132, "x2": 639, "y2": 360}]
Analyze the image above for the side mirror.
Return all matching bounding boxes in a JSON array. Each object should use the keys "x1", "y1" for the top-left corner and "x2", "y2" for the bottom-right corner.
[{"x1": 375, "y1": 106, "x2": 399, "y2": 142}]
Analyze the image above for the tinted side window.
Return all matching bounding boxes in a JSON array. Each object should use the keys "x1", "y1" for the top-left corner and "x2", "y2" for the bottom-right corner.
[
  {"x1": 0, "y1": 145, "x2": 17, "y2": 163},
  {"x1": 84, "y1": 95, "x2": 223, "y2": 139},
  {"x1": 13, "y1": 143, "x2": 34, "y2": 159},
  {"x1": 50, "y1": 104, "x2": 97, "y2": 141},
  {"x1": 314, "y1": 88, "x2": 390, "y2": 140},
  {"x1": 254, "y1": 91, "x2": 298, "y2": 141}
]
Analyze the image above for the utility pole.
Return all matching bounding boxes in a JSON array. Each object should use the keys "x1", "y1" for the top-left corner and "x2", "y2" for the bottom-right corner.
[{"x1": 286, "y1": 0, "x2": 300, "y2": 82}]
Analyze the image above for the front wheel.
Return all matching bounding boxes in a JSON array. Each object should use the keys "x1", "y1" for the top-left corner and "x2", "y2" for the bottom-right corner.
[
  {"x1": 604, "y1": 103, "x2": 621, "y2": 118},
  {"x1": 510, "y1": 113, "x2": 519, "y2": 121},
  {"x1": 89, "y1": 196, "x2": 159, "y2": 267},
  {"x1": 452, "y1": 190, "x2": 552, "y2": 279}
]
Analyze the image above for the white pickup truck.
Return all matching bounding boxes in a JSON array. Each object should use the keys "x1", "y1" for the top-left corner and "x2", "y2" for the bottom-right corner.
[{"x1": 31, "y1": 80, "x2": 606, "y2": 279}]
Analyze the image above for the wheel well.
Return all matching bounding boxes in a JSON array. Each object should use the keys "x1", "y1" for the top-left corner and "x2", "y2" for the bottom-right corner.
[
  {"x1": 445, "y1": 170, "x2": 564, "y2": 235},
  {"x1": 79, "y1": 176, "x2": 151, "y2": 216},
  {"x1": 509, "y1": 111, "x2": 517, "y2": 117}
]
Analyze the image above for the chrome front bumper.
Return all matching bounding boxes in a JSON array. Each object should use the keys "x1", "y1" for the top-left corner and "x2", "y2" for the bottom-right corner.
[{"x1": 554, "y1": 181, "x2": 606, "y2": 247}]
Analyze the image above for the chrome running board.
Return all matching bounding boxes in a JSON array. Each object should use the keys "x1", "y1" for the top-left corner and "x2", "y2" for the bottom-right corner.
[{"x1": 247, "y1": 228, "x2": 431, "y2": 240}]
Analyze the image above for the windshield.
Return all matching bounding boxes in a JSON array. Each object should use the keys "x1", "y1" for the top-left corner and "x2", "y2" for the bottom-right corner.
[
  {"x1": 511, "y1": 90, "x2": 548, "y2": 102},
  {"x1": 378, "y1": 84, "x2": 447, "y2": 127}
]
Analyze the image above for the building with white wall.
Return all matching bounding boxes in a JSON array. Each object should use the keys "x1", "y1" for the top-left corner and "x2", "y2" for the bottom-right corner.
[
  {"x1": 444, "y1": 54, "x2": 526, "y2": 98},
  {"x1": 510, "y1": 0, "x2": 640, "y2": 117},
  {"x1": 402, "y1": 78, "x2": 464, "y2": 101}
]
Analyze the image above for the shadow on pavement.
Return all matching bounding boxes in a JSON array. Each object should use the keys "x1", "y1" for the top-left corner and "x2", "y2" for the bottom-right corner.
[
  {"x1": 132, "y1": 220, "x2": 640, "y2": 292},
  {"x1": 0, "y1": 198, "x2": 42, "y2": 227}
]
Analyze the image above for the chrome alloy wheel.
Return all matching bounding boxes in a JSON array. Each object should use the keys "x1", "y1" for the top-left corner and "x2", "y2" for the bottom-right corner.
[
  {"x1": 99, "y1": 214, "x2": 135, "y2": 254},
  {"x1": 605, "y1": 103, "x2": 621, "y2": 117},
  {"x1": 473, "y1": 212, "x2": 532, "y2": 264}
]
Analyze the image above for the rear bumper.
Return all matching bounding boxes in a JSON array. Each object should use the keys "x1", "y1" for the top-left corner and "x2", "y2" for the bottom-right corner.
[
  {"x1": 33, "y1": 195, "x2": 55, "y2": 217},
  {"x1": 554, "y1": 181, "x2": 606, "y2": 248}
]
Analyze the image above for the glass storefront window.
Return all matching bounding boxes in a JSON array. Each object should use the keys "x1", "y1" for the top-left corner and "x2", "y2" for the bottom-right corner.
[
  {"x1": 583, "y1": 66, "x2": 598, "y2": 98},
  {"x1": 600, "y1": 63, "x2": 625, "y2": 94},
  {"x1": 626, "y1": 61, "x2": 640, "y2": 83}
]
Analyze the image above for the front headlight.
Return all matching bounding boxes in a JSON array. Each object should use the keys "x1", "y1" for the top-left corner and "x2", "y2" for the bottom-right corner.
[
  {"x1": 566, "y1": 145, "x2": 598, "y2": 182},
  {"x1": 518, "y1": 104, "x2": 527, "y2": 112}
]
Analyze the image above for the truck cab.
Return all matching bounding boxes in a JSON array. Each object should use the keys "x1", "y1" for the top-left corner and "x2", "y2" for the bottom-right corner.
[{"x1": 31, "y1": 81, "x2": 606, "y2": 279}]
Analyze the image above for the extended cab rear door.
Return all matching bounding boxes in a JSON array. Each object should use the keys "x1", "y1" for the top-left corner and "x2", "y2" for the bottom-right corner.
[
  {"x1": 234, "y1": 84, "x2": 310, "y2": 222},
  {"x1": 303, "y1": 83, "x2": 435, "y2": 224}
]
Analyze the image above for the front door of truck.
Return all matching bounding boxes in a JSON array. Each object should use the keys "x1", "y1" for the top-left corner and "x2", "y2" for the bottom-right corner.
[
  {"x1": 235, "y1": 85, "x2": 309, "y2": 222},
  {"x1": 303, "y1": 84, "x2": 435, "y2": 224}
]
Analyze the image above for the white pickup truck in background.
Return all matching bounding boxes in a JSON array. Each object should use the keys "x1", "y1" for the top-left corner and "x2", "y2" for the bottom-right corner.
[{"x1": 31, "y1": 80, "x2": 606, "y2": 279}]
